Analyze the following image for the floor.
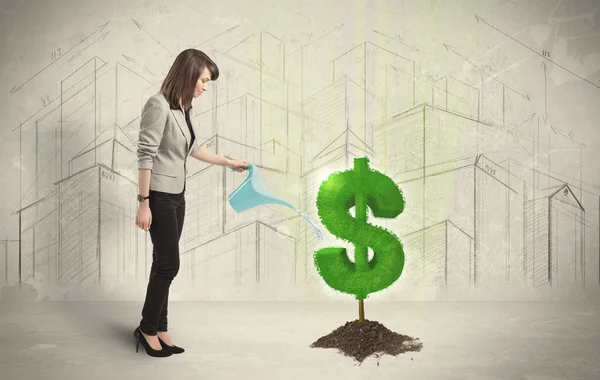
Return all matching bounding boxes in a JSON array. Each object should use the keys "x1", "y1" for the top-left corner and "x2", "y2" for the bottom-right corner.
[{"x1": 1, "y1": 300, "x2": 599, "y2": 380}]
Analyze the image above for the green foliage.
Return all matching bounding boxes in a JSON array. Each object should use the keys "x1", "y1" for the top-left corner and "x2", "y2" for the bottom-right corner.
[{"x1": 314, "y1": 157, "x2": 406, "y2": 300}]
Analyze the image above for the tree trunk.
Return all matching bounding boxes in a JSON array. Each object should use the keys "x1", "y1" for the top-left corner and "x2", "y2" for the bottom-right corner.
[{"x1": 358, "y1": 299, "x2": 365, "y2": 322}]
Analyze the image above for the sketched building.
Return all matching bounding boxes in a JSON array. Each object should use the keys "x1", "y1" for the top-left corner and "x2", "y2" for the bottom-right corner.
[
  {"x1": 399, "y1": 220, "x2": 474, "y2": 290},
  {"x1": 206, "y1": 31, "x2": 293, "y2": 154},
  {"x1": 523, "y1": 183, "x2": 585, "y2": 288},
  {"x1": 178, "y1": 220, "x2": 297, "y2": 300},
  {"x1": 387, "y1": 153, "x2": 517, "y2": 289},
  {"x1": 366, "y1": 97, "x2": 555, "y2": 289},
  {"x1": 373, "y1": 101, "x2": 587, "y2": 291},
  {"x1": 15, "y1": 57, "x2": 153, "y2": 290},
  {"x1": 301, "y1": 75, "x2": 379, "y2": 172},
  {"x1": 176, "y1": 92, "x2": 302, "y2": 294},
  {"x1": 327, "y1": 41, "x2": 423, "y2": 145}
]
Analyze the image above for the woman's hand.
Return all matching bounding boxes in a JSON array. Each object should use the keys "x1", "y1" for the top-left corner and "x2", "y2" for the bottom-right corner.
[
  {"x1": 227, "y1": 159, "x2": 250, "y2": 172},
  {"x1": 136, "y1": 204, "x2": 152, "y2": 231}
]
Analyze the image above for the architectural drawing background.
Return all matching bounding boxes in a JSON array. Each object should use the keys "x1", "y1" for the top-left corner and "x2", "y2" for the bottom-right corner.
[{"x1": 1, "y1": 0, "x2": 599, "y2": 302}]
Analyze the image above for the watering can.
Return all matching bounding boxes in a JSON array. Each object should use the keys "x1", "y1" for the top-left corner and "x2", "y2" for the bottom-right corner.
[{"x1": 228, "y1": 164, "x2": 323, "y2": 241}]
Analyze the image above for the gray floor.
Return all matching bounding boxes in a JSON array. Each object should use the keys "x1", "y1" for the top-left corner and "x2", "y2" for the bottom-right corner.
[{"x1": 1, "y1": 300, "x2": 599, "y2": 380}]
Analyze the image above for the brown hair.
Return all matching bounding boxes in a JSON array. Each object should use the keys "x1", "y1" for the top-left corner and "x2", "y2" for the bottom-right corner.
[{"x1": 160, "y1": 48, "x2": 219, "y2": 110}]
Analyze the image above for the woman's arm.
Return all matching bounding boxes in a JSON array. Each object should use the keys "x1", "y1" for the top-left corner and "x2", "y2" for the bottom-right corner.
[
  {"x1": 136, "y1": 168, "x2": 152, "y2": 231},
  {"x1": 190, "y1": 147, "x2": 249, "y2": 172},
  {"x1": 136, "y1": 95, "x2": 166, "y2": 215},
  {"x1": 136, "y1": 96, "x2": 167, "y2": 230},
  {"x1": 190, "y1": 146, "x2": 232, "y2": 167},
  {"x1": 138, "y1": 168, "x2": 151, "y2": 202}
]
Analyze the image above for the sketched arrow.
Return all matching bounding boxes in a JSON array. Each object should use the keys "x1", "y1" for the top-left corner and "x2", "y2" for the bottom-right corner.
[
  {"x1": 372, "y1": 30, "x2": 419, "y2": 51},
  {"x1": 122, "y1": 54, "x2": 154, "y2": 76},
  {"x1": 523, "y1": 112, "x2": 536, "y2": 124},
  {"x1": 289, "y1": 23, "x2": 344, "y2": 55},
  {"x1": 443, "y1": 43, "x2": 531, "y2": 101},
  {"x1": 546, "y1": 123, "x2": 584, "y2": 146},
  {"x1": 549, "y1": 125, "x2": 570, "y2": 138},
  {"x1": 10, "y1": 22, "x2": 109, "y2": 93},
  {"x1": 541, "y1": 61, "x2": 548, "y2": 123},
  {"x1": 68, "y1": 31, "x2": 110, "y2": 63},
  {"x1": 194, "y1": 24, "x2": 240, "y2": 48},
  {"x1": 475, "y1": 14, "x2": 600, "y2": 90},
  {"x1": 551, "y1": 125, "x2": 584, "y2": 146},
  {"x1": 132, "y1": 19, "x2": 175, "y2": 57}
]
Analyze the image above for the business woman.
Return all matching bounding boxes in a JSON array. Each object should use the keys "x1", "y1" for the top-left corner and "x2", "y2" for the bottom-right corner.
[{"x1": 133, "y1": 48, "x2": 249, "y2": 358}]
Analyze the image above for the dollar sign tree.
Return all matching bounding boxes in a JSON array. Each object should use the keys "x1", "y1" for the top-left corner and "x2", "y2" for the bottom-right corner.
[{"x1": 314, "y1": 156, "x2": 405, "y2": 322}]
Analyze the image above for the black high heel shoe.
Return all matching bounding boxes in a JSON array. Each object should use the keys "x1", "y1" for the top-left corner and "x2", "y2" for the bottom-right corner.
[
  {"x1": 134, "y1": 327, "x2": 172, "y2": 357},
  {"x1": 158, "y1": 336, "x2": 185, "y2": 354}
]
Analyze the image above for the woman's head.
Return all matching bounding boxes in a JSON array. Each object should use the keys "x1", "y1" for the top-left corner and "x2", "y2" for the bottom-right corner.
[{"x1": 160, "y1": 48, "x2": 219, "y2": 110}]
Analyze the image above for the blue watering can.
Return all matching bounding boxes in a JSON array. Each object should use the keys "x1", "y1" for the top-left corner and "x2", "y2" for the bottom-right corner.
[{"x1": 228, "y1": 164, "x2": 323, "y2": 241}]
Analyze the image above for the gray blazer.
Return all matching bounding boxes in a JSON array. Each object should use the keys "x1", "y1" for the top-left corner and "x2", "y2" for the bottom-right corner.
[{"x1": 137, "y1": 93, "x2": 199, "y2": 194}]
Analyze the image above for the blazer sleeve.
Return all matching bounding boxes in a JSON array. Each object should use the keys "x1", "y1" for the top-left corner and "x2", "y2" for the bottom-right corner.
[{"x1": 137, "y1": 96, "x2": 167, "y2": 170}]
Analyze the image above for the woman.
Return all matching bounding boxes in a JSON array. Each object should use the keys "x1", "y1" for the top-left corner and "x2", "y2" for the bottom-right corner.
[{"x1": 133, "y1": 48, "x2": 249, "y2": 358}]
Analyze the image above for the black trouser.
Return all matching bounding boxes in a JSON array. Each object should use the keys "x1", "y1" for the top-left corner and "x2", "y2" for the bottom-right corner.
[{"x1": 139, "y1": 189, "x2": 185, "y2": 336}]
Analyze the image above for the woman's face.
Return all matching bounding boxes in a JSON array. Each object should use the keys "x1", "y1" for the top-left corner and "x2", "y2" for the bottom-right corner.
[{"x1": 194, "y1": 67, "x2": 211, "y2": 97}]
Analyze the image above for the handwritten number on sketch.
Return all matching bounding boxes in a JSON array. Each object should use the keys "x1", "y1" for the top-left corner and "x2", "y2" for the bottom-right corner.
[
  {"x1": 101, "y1": 170, "x2": 115, "y2": 181},
  {"x1": 52, "y1": 48, "x2": 62, "y2": 61},
  {"x1": 484, "y1": 164, "x2": 496, "y2": 176}
]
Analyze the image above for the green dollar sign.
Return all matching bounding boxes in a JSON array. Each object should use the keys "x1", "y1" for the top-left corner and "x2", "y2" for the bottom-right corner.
[{"x1": 314, "y1": 156, "x2": 405, "y2": 301}]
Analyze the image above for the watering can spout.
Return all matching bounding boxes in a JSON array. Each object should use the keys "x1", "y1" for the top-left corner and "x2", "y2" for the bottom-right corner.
[
  {"x1": 228, "y1": 164, "x2": 294, "y2": 213},
  {"x1": 227, "y1": 164, "x2": 324, "y2": 241}
]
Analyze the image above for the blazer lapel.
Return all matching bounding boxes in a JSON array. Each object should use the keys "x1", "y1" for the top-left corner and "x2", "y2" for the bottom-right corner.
[
  {"x1": 170, "y1": 109, "x2": 189, "y2": 147},
  {"x1": 188, "y1": 115, "x2": 198, "y2": 155}
]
